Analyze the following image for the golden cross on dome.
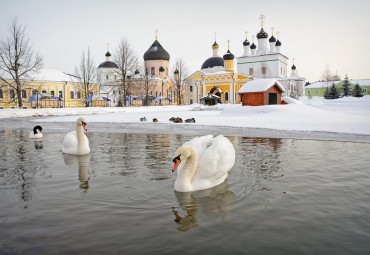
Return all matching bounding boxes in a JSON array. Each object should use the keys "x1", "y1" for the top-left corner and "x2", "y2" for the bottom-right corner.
[
  {"x1": 277, "y1": 31, "x2": 280, "y2": 39},
  {"x1": 227, "y1": 39, "x2": 230, "y2": 50},
  {"x1": 271, "y1": 26, "x2": 274, "y2": 35},
  {"x1": 245, "y1": 31, "x2": 248, "y2": 39},
  {"x1": 252, "y1": 35, "x2": 255, "y2": 43},
  {"x1": 107, "y1": 43, "x2": 109, "y2": 51},
  {"x1": 155, "y1": 29, "x2": 158, "y2": 40},
  {"x1": 214, "y1": 32, "x2": 217, "y2": 41},
  {"x1": 259, "y1": 14, "x2": 266, "y2": 27},
  {"x1": 293, "y1": 58, "x2": 295, "y2": 64}
]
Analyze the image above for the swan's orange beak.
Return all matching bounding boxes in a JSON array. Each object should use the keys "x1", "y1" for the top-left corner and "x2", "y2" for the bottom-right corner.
[
  {"x1": 82, "y1": 122, "x2": 87, "y2": 131},
  {"x1": 172, "y1": 155, "x2": 181, "y2": 172}
]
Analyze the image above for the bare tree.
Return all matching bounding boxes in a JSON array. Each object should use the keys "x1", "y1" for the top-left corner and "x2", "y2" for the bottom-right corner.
[
  {"x1": 113, "y1": 38, "x2": 138, "y2": 107},
  {"x1": 0, "y1": 18, "x2": 42, "y2": 108},
  {"x1": 141, "y1": 73, "x2": 156, "y2": 106},
  {"x1": 74, "y1": 47, "x2": 96, "y2": 107},
  {"x1": 172, "y1": 58, "x2": 188, "y2": 105},
  {"x1": 321, "y1": 64, "x2": 333, "y2": 83}
]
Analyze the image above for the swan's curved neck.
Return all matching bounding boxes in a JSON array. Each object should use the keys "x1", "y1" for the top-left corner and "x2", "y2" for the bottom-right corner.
[
  {"x1": 175, "y1": 147, "x2": 198, "y2": 191},
  {"x1": 76, "y1": 124, "x2": 86, "y2": 147}
]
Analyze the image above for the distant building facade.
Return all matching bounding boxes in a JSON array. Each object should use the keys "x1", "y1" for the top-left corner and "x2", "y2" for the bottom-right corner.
[
  {"x1": 305, "y1": 79, "x2": 370, "y2": 97},
  {"x1": 97, "y1": 36, "x2": 183, "y2": 106},
  {"x1": 0, "y1": 69, "x2": 100, "y2": 109},
  {"x1": 185, "y1": 15, "x2": 306, "y2": 105}
]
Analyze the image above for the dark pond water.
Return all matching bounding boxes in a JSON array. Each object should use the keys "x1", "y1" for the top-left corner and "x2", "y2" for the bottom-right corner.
[{"x1": 0, "y1": 130, "x2": 370, "y2": 255}]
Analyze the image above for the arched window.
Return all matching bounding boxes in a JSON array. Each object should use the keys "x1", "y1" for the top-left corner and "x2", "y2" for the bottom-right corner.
[
  {"x1": 225, "y1": 92, "x2": 229, "y2": 101},
  {"x1": 166, "y1": 67, "x2": 168, "y2": 76},
  {"x1": 151, "y1": 66, "x2": 155, "y2": 75},
  {"x1": 146, "y1": 67, "x2": 148, "y2": 75}
]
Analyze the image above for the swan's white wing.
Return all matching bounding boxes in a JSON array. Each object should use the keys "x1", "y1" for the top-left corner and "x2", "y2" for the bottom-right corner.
[
  {"x1": 62, "y1": 131, "x2": 78, "y2": 154},
  {"x1": 183, "y1": 135, "x2": 213, "y2": 158},
  {"x1": 196, "y1": 135, "x2": 235, "y2": 181}
]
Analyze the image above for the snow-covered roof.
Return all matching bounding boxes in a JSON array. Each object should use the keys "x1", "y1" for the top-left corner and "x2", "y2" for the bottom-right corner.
[
  {"x1": 238, "y1": 79, "x2": 285, "y2": 93},
  {"x1": 203, "y1": 71, "x2": 234, "y2": 76},
  {"x1": 349, "y1": 79, "x2": 370, "y2": 86},
  {"x1": 306, "y1": 79, "x2": 370, "y2": 89},
  {"x1": 305, "y1": 80, "x2": 342, "y2": 88},
  {"x1": 26, "y1": 69, "x2": 76, "y2": 83}
]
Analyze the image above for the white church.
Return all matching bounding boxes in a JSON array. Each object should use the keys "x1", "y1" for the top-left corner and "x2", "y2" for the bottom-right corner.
[{"x1": 237, "y1": 15, "x2": 305, "y2": 98}]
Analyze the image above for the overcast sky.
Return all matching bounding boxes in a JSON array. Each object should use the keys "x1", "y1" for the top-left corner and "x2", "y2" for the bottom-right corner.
[{"x1": 1, "y1": 0, "x2": 369, "y2": 82}]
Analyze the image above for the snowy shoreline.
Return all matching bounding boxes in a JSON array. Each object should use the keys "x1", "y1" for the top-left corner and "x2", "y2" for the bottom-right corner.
[{"x1": 1, "y1": 96, "x2": 369, "y2": 143}]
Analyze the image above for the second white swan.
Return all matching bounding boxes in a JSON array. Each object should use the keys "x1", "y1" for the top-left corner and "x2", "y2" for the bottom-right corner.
[
  {"x1": 62, "y1": 118, "x2": 90, "y2": 155},
  {"x1": 172, "y1": 135, "x2": 235, "y2": 192}
]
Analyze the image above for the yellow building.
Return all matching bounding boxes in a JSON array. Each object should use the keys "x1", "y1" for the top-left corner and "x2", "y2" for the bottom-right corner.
[
  {"x1": 185, "y1": 40, "x2": 252, "y2": 105},
  {"x1": 0, "y1": 69, "x2": 100, "y2": 109}
]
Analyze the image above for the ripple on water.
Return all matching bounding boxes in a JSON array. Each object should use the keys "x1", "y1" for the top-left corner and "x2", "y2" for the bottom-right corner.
[{"x1": 1, "y1": 131, "x2": 370, "y2": 254}]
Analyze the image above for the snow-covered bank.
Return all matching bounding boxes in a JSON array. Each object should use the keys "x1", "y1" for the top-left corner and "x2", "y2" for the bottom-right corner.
[{"x1": 1, "y1": 96, "x2": 369, "y2": 136}]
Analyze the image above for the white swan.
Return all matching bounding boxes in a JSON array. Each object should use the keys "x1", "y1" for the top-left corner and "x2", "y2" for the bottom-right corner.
[
  {"x1": 172, "y1": 135, "x2": 235, "y2": 192},
  {"x1": 62, "y1": 118, "x2": 90, "y2": 155},
  {"x1": 29, "y1": 125, "x2": 43, "y2": 139}
]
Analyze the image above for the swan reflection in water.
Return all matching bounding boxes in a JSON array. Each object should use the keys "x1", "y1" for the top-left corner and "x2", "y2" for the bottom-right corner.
[
  {"x1": 172, "y1": 181, "x2": 236, "y2": 232},
  {"x1": 62, "y1": 154, "x2": 90, "y2": 191},
  {"x1": 34, "y1": 140, "x2": 43, "y2": 150}
]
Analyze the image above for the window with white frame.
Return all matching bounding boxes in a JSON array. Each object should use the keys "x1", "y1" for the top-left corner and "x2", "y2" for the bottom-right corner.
[
  {"x1": 249, "y1": 68, "x2": 253, "y2": 75},
  {"x1": 151, "y1": 66, "x2": 155, "y2": 75},
  {"x1": 50, "y1": 91, "x2": 55, "y2": 96},
  {"x1": 225, "y1": 92, "x2": 229, "y2": 101},
  {"x1": 362, "y1": 88, "x2": 367, "y2": 92},
  {"x1": 77, "y1": 91, "x2": 81, "y2": 99},
  {"x1": 70, "y1": 91, "x2": 75, "y2": 99},
  {"x1": 190, "y1": 86, "x2": 193, "y2": 92},
  {"x1": 0, "y1": 89, "x2": 3, "y2": 99},
  {"x1": 315, "y1": 90, "x2": 319, "y2": 94},
  {"x1": 59, "y1": 91, "x2": 63, "y2": 98},
  {"x1": 190, "y1": 99, "x2": 193, "y2": 104},
  {"x1": 42, "y1": 90, "x2": 47, "y2": 94},
  {"x1": 307, "y1": 90, "x2": 311, "y2": 94}
]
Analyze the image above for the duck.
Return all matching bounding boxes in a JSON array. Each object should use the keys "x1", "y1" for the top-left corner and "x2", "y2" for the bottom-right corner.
[
  {"x1": 153, "y1": 118, "x2": 158, "y2": 122},
  {"x1": 185, "y1": 118, "x2": 196, "y2": 123},
  {"x1": 29, "y1": 125, "x2": 43, "y2": 139},
  {"x1": 140, "y1": 117, "x2": 147, "y2": 122},
  {"x1": 62, "y1": 118, "x2": 90, "y2": 155},
  {"x1": 172, "y1": 135, "x2": 235, "y2": 192}
]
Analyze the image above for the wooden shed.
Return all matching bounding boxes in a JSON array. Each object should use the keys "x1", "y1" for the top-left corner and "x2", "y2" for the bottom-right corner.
[{"x1": 238, "y1": 79, "x2": 285, "y2": 106}]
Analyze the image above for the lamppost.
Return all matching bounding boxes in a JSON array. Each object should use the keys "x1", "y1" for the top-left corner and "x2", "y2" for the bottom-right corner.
[
  {"x1": 159, "y1": 65, "x2": 165, "y2": 105},
  {"x1": 174, "y1": 66, "x2": 179, "y2": 105}
]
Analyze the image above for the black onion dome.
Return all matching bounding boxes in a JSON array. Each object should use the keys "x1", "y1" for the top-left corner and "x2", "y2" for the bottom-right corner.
[
  {"x1": 174, "y1": 68, "x2": 179, "y2": 74},
  {"x1": 201, "y1": 56, "x2": 224, "y2": 69},
  {"x1": 159, "y1": 66, "x2": 165, "y2": 72},
  {"x1": 257, "y1": 28, "x2": 268, "y2": 39},
  {"x1": 250, "y1": 43, "x2": 257, "y2": 49},
  {"x1": 212, "y1": 41, "x2": 219, "y2": 47},
  {"x1": 98, "y1": 61, "x2": 119, "y2": 68},
  {"x1": 291, "y1": 64, "x2": 296, "y2": 70},
  {"x1": 269, "y1": 35, "x2": 276, "y2": 42},
  {"x1": 243, "y1": 39, "x2": 250, "y2": 46},
  {"x1": 275, "y1": 40, "x2": 282, "y2": 46},
  {"x1": 105, "y1": 51, "x2": 111, "y2": 57},
  {"x1": 143, "y1": 40, "x2": 170, "y2": 61},
  {"x1": 223, "y1": 50, "x2": 234, "y2": 60}
]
